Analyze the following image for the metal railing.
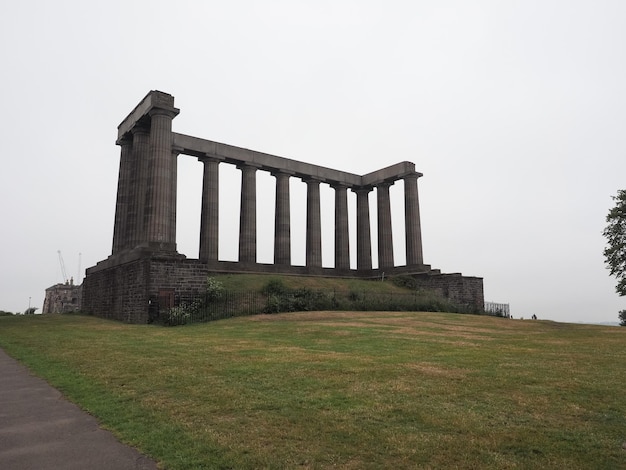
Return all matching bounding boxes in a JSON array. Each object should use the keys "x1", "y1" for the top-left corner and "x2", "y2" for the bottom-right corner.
[
  {"x1": 484, "y1": 301, "x2": 510, "y2": 317},
  {"x1": 157, "y1": 291, "x2": 265, "y2": 325},
  {"x1": 156, "y1": 289, "x2": 483, "y2": 326}
]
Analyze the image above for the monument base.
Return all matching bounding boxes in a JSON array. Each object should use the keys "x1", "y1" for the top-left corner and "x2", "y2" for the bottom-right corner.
[{"x1": 82, "y1": 255, "x2": 484, "y2": 323}]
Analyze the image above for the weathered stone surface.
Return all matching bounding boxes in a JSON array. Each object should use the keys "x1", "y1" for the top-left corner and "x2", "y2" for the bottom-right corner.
[
  {"x1": 332, "y1": 183, "x2": 350, "y2": 270},
  {"x1": 353, "y1": 187, "x2": 373, "y2": 270},
  {"x1": 304, "y1": 178, "x2": 322, "y2": 268},
  {"x1": 273, "y1": 171, "x2": 291, "y2": 265},
  {"x1": 199, "y1": 157, "x2": 219, "y2": 262},
  {"x1": 238, "y1": 164, "x2": 257, "y2": 263},
  {"x1": 82, "y1": 91, "x2": 484, "y2": 323},
  {"x1": 376, "y1": 182, "x2": 394, "y2": 269},
  {"x1": 42, "y1": 282, "x2": 82, "y2": 314}
]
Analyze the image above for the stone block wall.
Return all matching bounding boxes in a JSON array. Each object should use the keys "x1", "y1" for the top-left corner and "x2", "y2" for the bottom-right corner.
[
  {"x1": 42, "y1": 283, "x2": 82, "y2": 314},
  {"x1": 83, "y1": 256, "x2": 212, "y2": 323},
  {"x1": 83, "y1": 256, "x2": 484, "y2": 323},
  {"x1": 411, "y1": 273, "x2": 484, "y2": 312},
  {"x1": 148, "y1": 258, "x2": 210, "y2": 301},
  {"x1": 82, "y1": 258, "x2": 150, "y2": 323}
]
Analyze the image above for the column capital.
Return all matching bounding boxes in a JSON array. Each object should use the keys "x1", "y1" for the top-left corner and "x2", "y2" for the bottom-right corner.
[
  {"x1": 301, "y1": 176, "x2": 323, "y2": 185},
  {"x1": 198, "y1": 154, "x2": 224, "y2": 164},
  {"x1": 271, "y1": 169, "x2": 295, "y2": 178},
  {"x1": 330, "y1": 182, "x2": 349, "y2": 190},
  {"x1": 116, "y1": 134, "x2": 133, "y2": 146},
  {"x1": 148, "y1": 107, "x2": 180, "y2": 120},
  {"x1": 351, "y1": 186, "x2": 373, "y2": 195},
  {"x1": 130, "y1": 122, "x2": 150, "y2": 135},
  {"x1": 403, "y1": 171, "x2": 423, "y2": 181},
  {"x1": 115, "y1": 123, "x2": 146, "y2": 145},
  {"x1": 237, "y1": 162, "x2": 261, "y2": 171},
  {"x1": 376, "y1": 180, "x2": 396, "y2": 189}
]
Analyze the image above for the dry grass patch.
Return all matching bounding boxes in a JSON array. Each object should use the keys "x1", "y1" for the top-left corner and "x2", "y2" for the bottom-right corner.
[
  {"x1": 405, "y1": 362, "x2": 468, "y2": 378},
  {"x1": 1, "y1": 312, "x2": 625, "y2": 469}
]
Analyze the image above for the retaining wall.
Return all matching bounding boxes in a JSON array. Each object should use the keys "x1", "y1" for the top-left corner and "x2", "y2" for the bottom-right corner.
[{"x1": 82, "y1": 255, "x2": 484, "y2": 323}]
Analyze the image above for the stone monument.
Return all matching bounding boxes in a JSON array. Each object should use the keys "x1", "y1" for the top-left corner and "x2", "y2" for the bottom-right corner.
[{"x1": 82, "y1": 91, "x2": 483, "y2": 322}]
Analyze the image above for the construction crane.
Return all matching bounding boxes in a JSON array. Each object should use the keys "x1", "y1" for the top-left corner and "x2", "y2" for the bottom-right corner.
[{"x1": 57, "y1": 250, "x2": 69, "y2": 284}]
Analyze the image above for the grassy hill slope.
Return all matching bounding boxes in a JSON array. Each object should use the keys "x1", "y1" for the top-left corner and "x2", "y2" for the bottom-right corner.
[
  {"x1": 212, "y1": 272, "x2": 418, "y2": 293},
  {"x1": 1, "y1": 312, "x2": 625, "y2": 469}
]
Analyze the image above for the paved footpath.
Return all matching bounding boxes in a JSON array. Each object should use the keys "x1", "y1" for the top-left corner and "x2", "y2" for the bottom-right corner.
[{"x1": 0, "y1": 348, "x2": 158, "y2": 470}]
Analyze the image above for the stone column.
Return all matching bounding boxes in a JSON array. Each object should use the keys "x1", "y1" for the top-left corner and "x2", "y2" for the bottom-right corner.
[
  {"x1": 353, "y1": 187, "x2": 373, "y2": 271},
  {"x1": 199, "y1": 156, "x2": 220, "y2": 263},
  {"x1": 377, "y1": 181, "x2": 394, "y2": 269},
  {"x1": 238, "y1": 164, "x2": 257, "y2": 263},
  {"x1": 273, "y1": 171, "x2": 291, "y2": 265},
  {"x1": 144, "y1": 108, "x2": 179, "y2": 252},
  {"x1": 127, "y1": 124, "x2": 150, "y2": 250},
  {"x1": 304, "y1": 178, "x2": 322, "y2": 268},
  {"x1": 404, "y1": 173, "x2": 424, "y2": 265},
  {"x1": 112, "y1": 136, "x2": 133, "y2": 255},
  {"x1": 333, "y1": 183, "x2": 350, "y2": 270},
  {"x1": 169, "y1": 148, "x2": 180, "y2": 246}
]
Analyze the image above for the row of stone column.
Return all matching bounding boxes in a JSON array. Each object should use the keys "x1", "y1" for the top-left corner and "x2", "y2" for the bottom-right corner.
[
  {"x1": 197, "y1": 160, "x2": 423, "y2": 270},
  {"x1": 112, "y1": 108, "x2": 423, "y2": 270},
  {"x1": 112, "y1": 107, "x2": 179, "y2": 255}
]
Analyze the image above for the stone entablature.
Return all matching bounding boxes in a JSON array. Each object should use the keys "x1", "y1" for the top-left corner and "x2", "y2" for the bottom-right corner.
[{"x1": 171, "y1": 133, "x2": 418, "y2": 187}]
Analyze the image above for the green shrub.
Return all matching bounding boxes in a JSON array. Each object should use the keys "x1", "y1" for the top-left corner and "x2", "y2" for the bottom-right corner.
[
  {"x1": 348, "y1": 290, "x2": 364, "y2": 302},
  {"x1": 205, "y1": 277, "x2": 225, "y2": 302},
  {"x1": 264, "y1": 294, "x2": 282, "y2": 314},
  {"x1": 263, "y1": 287, "x2": 334, "y2": 313},
  {"x1": 292, "y1": 288, "x2": 333, "y2": 311},
  {"x1": 164, "y1": 301, "x2": 200, "y2": 326},
  {"x1": 390, "y1": 275, "x2": 419, "y2": 289},
  {"x1": 262, "y1": 278, "x2": 288, "y2": 296}
]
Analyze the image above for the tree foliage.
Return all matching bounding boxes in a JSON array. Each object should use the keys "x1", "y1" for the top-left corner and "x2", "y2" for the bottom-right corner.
[
  {"x1": 603, "y1": 190, "x2": 626, "y2": 297},
  {"x1": 618, "y1": 310, "x2": 626, "y2": 327}
]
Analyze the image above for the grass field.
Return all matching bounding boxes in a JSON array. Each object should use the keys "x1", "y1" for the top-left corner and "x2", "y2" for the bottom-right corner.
[
  {"x1": 212, "y1": 273, "x2": 417, "y2": 293},
  {"x1": 0, "y1": 312, "x2": 625, "y2": 469}
]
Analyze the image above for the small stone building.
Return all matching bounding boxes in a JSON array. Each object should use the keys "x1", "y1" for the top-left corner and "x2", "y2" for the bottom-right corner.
[{"x1": 42, "y1": 280, "x2": 82, "y2": 314}]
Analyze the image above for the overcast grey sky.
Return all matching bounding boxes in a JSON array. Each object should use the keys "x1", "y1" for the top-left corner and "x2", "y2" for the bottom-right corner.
[{"x1": 1, "y1": 1, "x2": 625, "y2": 323}]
